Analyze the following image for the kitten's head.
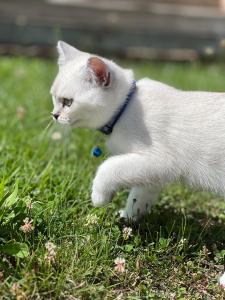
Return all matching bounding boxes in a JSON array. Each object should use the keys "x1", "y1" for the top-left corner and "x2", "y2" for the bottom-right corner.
[{"x1": 50, "y1": 41, "x2": 134, "y2": 129}]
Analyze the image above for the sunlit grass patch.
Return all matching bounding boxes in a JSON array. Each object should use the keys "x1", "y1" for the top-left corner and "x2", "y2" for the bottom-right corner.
[{"x1": 0, "y1": 57, "x2": 225, "y2": 298}]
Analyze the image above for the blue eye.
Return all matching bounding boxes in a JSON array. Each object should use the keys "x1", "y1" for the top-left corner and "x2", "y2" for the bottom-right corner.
[{"x1": 63, "y1": 98, "x2": 73, "y2": 107}]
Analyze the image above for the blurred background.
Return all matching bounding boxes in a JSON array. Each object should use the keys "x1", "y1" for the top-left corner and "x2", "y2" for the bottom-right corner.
[{"x1": 0, "y1": 0, "x2": 225, "y2": 61}]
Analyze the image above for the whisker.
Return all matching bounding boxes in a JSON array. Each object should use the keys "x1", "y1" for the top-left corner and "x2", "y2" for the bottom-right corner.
[
  {"x1": 38, "y1": 120, "x2": 54, "y2": 139},
  {"x1": 28, "y1": 113, "x2": 52, "y2": 123},
  {"x1": 36, "y1": 117, "x2": 53, "y2": 125}
]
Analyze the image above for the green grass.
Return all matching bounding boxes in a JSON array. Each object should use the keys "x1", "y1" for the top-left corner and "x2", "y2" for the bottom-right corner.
[{"x1": 0, "y1": 57, "x2": 225, "y2": 299}]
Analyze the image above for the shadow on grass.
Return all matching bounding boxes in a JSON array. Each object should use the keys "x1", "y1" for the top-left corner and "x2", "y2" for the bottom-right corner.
[{"x1": 119, "y1": 205, "x2": 225, "y2": 255}]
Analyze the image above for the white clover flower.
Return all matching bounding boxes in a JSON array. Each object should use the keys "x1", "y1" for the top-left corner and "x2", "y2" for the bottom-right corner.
[
  {"x1": 114, "y1": 257, "x2": 126, "y2": 273},
  {"x1": 11, "y1": 282, "x2": 20, "y2": 293},
  {"x1": 20, "y1": 218, "x2": 34, "y2": 233},
  {"x1": 45, "y1": 241, "x2": 57, "y2": 264},
  {"x1": 51, "y1": 131, "x2": 62, "y2": 140},
  {"x1": 85, "y1": 214, "x2": 99, "y2": 226},
  {"x1": 122, "y1": 227, "x2": 133, "y2": 240},
  {"x1": 16, "y1": 106, "x2": 26, "y2": 120},
  {"x1": 26, "y1": 201, "x2": 33, "y2": 210}
]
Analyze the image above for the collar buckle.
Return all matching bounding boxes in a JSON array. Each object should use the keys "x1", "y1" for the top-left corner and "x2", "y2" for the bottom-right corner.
[{"x1": 101, "y1": 125, "x2": 113, "y2": 135}]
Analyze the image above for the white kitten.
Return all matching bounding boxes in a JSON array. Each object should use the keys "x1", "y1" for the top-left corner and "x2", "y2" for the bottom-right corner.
[{"x1": 51, "y1": 41, "x2": 225, "y2": 220}]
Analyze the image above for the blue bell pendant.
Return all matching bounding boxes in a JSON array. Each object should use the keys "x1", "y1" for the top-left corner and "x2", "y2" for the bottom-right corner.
[{"x1": 92, "y1": 146, "x2": 102, "y2": 157}]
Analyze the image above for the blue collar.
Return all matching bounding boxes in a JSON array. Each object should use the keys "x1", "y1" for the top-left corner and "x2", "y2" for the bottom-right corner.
[{"x1": 98, "y1": 80, "x2": 137, "y2": 135}]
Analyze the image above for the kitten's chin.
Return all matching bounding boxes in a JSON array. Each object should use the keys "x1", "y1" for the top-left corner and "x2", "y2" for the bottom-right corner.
[
  {"x1": 57, "y1": 120, "x2": 70, "y2": 126},
  {"x1": 70, "y1": 119, "x2": 82, "y2": 128}
]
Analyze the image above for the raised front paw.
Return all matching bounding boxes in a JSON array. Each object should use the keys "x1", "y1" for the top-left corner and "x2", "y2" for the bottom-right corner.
[
  {"x1": 91, "y1": 188, "x2": 113, "y2": 207},
  {"x1": 91, "y1": 162, "x2": 115, "y2": 207}
]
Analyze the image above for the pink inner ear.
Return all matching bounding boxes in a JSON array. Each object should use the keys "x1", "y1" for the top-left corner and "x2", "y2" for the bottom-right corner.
[{"x1": 88, "y1": 57, "x2": 110, "y2": 86}]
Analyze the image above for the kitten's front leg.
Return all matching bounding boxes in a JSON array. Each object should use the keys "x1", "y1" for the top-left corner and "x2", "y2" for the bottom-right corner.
[
  {"x1": 119, "y1": 185, "x2": 160, "y2": 220},
  {"x1": 91, "y1": 152, "x2": 165, "y2": 207}
]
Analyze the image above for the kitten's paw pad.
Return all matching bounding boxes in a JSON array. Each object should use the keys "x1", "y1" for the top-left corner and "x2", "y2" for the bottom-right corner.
[{"x1": 91, "y1": 190, "x2": 112, "y2": 207}]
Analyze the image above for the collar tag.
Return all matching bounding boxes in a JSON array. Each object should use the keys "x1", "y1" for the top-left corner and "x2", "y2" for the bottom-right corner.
[{"x1": 92, "y1": 146, "x2": 102, "y2": 157}]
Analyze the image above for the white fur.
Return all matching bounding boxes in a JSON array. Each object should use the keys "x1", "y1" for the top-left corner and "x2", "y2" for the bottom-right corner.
[
  {"x1": 219, "y1": 272, "x2": 225, "y2": 288},
  {"x1": 51, "y1": 41, "x2": 225, "y2": 220}
]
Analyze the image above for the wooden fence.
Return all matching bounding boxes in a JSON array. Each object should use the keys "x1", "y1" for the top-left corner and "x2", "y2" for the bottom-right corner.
[{"x1": 0, "y1": 0, "x2": 225, "y2": 60}]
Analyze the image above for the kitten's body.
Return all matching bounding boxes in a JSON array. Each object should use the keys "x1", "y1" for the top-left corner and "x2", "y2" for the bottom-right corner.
[{"x1": 51, "y1": 41, "x2": 225, "y2": 219}]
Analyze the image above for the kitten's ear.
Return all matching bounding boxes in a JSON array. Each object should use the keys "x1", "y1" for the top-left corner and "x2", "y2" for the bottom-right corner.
[
  {"x1": 57, "y1": 41, "x2": 81, "y2": 67},
  {"x1": 88, "y1": 57, "x2": 111, "y2": 87}
]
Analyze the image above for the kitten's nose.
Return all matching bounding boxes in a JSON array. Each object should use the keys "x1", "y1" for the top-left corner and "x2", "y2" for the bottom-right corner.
[{"x1": 53, "y1": 113, "x2": 60, "y2": 120}]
